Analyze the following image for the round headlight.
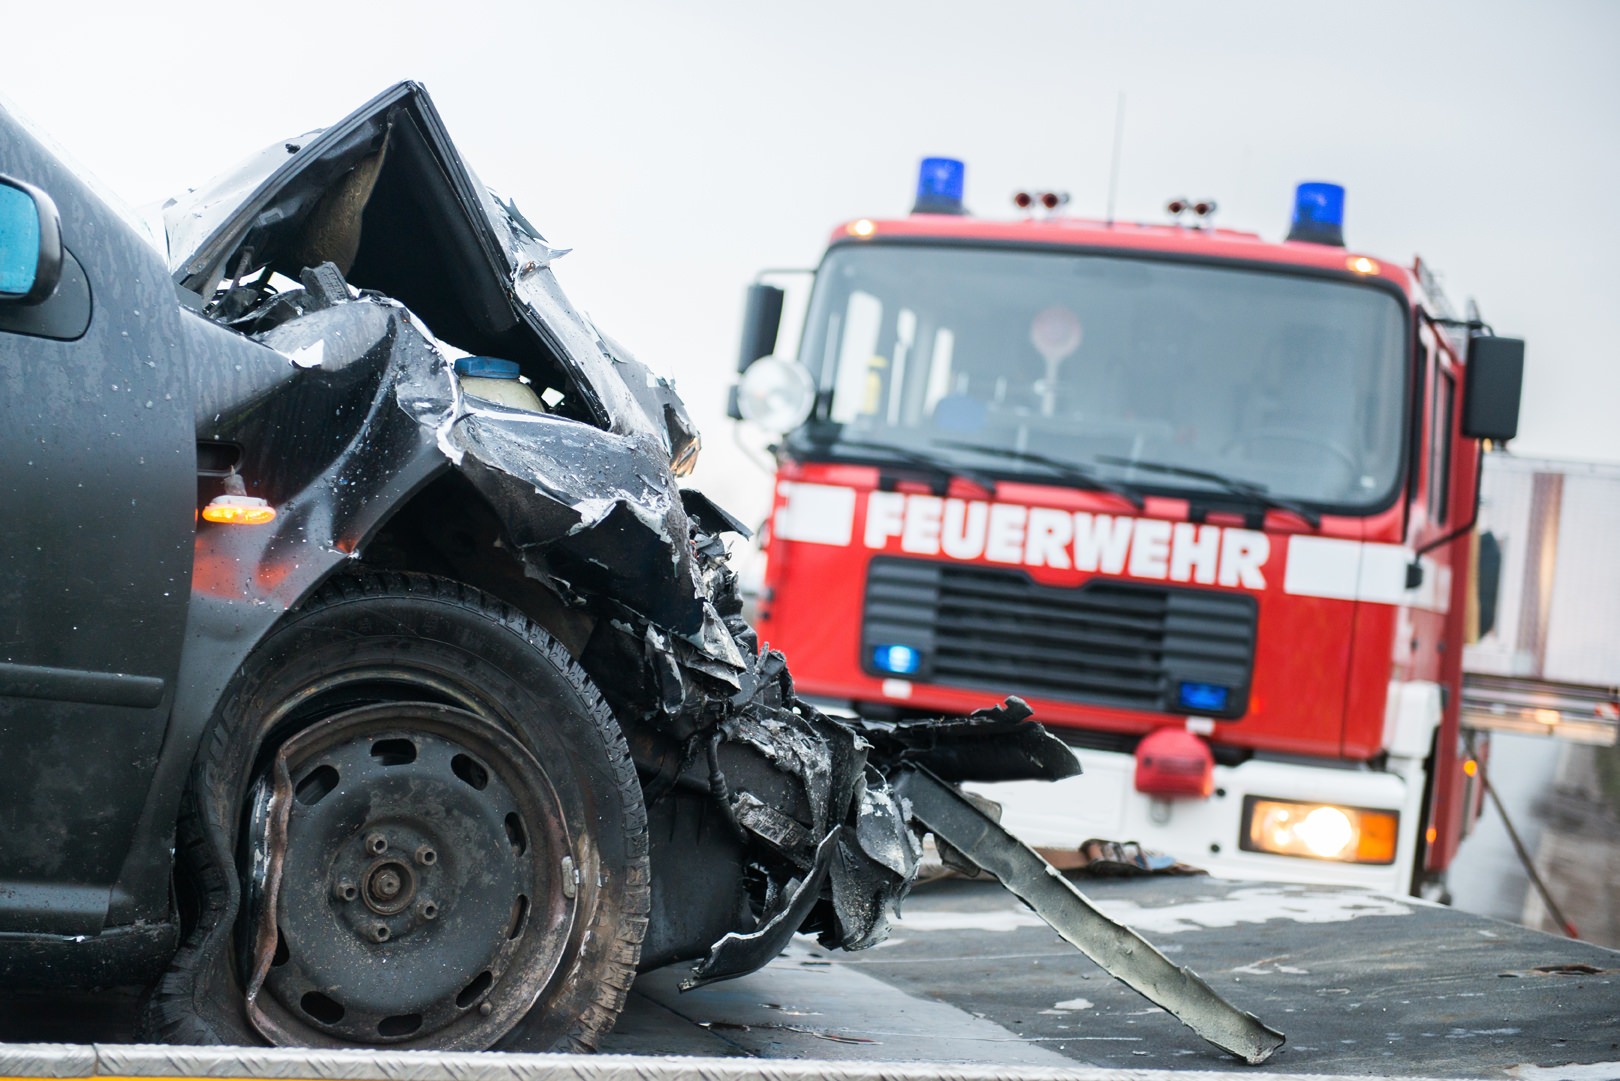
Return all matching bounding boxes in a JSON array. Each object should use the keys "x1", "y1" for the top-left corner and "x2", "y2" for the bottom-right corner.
[{"x1": 737, "y1": 355, "x2": 816, "y2": 433}]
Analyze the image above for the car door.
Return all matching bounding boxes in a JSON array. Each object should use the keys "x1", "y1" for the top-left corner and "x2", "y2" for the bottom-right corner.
[{"x1": 0, "y1": 106, "x2": 196, "y2": 935}]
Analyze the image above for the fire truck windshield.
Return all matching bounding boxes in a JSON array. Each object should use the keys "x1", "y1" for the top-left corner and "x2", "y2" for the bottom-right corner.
[{"x1": 798, "y1": 244, "x2": 1409, "y2": 511}]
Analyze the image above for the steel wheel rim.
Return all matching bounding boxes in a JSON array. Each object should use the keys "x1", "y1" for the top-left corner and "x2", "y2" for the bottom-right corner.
[{"x1": 241, "y1": 702, "x2": 578, "y2": 1048}]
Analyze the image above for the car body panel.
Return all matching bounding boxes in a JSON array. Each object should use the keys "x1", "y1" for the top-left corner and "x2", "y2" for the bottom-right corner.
[{"x1": 0, "y1": 111, "x2": 195, "y2": 935}]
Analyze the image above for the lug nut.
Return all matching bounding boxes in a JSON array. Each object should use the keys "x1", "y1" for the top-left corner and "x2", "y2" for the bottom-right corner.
[
  {"x1": 334, "y1": 880, "x2": 358, "y2": 903},
  {"x1": 373, "y1": 924, "x2": 391, "y2": 942},
  {"x1": 365, "y1": 832, "x2": 388, "y2": 855},
  {"x1": 415, "y1": 845, "x2": 437, "y2": 866},
  {"x1": 416, "y1": 899, "x2": 439, "y2": 920},
  {"x1": 478, "y1": 1002, "x2": 493, "y2": 1016}
]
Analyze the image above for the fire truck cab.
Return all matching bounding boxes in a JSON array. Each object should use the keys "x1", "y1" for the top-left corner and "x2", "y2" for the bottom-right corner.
[{"x1": 734, "y1": 162, "x2": 1525, "y2": 896}]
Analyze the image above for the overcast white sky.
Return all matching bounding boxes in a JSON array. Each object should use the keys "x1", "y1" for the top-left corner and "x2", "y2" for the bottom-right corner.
[{"x1": 5, "y1": 0, "x2": 1616, "y2": 517}]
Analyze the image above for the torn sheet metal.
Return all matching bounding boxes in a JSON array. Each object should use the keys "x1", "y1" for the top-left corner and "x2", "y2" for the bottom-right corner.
[
  {"x1": 892, "y1": 766, "x2": 1287, "y2": 1065},
  {"x1": 826, "y1": 776, "x2": 920, "y2": 950},
  {"x1": 197, "y1": 253, "x2": 924, "y2": 982},
  {"x1": 681, "y1": 829, "x2": 841, "y2": 991},
  {"x1": 860, "y1": 696, "x2": 1083, "y2": 783}
]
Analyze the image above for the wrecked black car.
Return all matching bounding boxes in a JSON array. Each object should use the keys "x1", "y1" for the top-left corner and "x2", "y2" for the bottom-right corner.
[{"x1": 0, "y1": 83, "x2": 1279, "y2": 1062}]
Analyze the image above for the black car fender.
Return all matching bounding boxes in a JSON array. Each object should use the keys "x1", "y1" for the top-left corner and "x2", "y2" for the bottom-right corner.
[{"x1": 120, "y1": 288, "x2": 732, "y2": 929}]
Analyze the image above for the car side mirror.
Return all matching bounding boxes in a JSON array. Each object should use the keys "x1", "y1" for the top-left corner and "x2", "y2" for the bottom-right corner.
[
  {"x1": 0, "y1": 175, "x2": 64, "y2": 305},
  {"x1": 1460, "y1": 335, "x2": 1524, "y2": 442}
]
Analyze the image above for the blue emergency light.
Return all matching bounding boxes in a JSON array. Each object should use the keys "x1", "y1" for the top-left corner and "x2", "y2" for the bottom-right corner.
[
  {"x1": 1286, "y1": 181, "x2": 1346, "y2": 247},
  {"x1": 872, "y1": 643, "x2": 923, "y2": 676},
  {"x1": 1176, "y1": 680, "x2": 1231, "y2": 714},
  {"x1": 912, "y1": 157, "x2": 966, "y2": 215}
]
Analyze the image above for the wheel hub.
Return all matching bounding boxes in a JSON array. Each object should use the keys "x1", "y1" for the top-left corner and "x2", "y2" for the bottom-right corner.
[
  {"x1": 331, "y1": 832, "x2": 440, "y2": 944},
  {"x1": 359, "y1": 856, "x2": 416, "y2": 916}
]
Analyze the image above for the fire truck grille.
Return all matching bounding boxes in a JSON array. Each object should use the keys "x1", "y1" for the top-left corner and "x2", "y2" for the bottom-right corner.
[{"x1": 861, "y1": 557, "x2": 1258, "y2": 718}]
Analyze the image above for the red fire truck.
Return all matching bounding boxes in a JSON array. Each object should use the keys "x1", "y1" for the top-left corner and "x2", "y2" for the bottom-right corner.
[{"x1": 731, "y1": 161, "x2": 1525, "y2": 897}]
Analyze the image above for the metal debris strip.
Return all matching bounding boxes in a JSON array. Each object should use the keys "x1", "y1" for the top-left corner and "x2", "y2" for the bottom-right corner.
[
  {"x1": 680, "y1": 829, "x2": 841, "y2": 990},
  {"x1": 0, "y1": 1044, "x2": 1464, "y2": 1081},
  {"x1": 892, "y1": 767, "x2": 1286, "y2": 1066}
]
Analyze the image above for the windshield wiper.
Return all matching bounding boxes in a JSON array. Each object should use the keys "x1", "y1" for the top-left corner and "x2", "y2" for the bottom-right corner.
[
  {"x1": 1095, "y1": 456, "x2": 1320, "y2": 528},
  {"x1": 824, "y1": 437, "x2": 1001, "y2": 496},
  {"x1": 938, "y1": 441, "x2": 1144, "y2": 509}
]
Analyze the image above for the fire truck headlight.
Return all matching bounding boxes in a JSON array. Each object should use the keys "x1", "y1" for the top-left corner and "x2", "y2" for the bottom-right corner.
[
  {"x1": 738, "y1": 355, "x2": 816, "y2": 433},
  {"x1": 1241, "y1": 797, "x2": 1398, "y2": 864},
  {"x1": 1294, "y1": 806, "x2": 1354, "y2": 857}
]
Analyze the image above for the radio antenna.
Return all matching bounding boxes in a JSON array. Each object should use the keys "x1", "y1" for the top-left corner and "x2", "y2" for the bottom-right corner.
[{"x1": 1105, "y1": 93, "x2": 1126, "y2": 227}]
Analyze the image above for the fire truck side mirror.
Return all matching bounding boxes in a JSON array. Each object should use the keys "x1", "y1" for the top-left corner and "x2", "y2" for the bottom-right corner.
[
  {"x1": 731, "y1": 283, "x2": 787, "y2": 420},
  {"x1": 1460, "y1": 335, "x2": 1524, "y2": 443},
  {"x1": 738, "y1": 283, "x2": 786, "y2": 373},
  {"x1": 1472, "y1": 530, "x2": 1503, "y2": 641}
]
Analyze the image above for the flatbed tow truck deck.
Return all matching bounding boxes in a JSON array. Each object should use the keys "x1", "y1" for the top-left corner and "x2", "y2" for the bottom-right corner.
[{"x1": 4, "y1": 876, "x2": 1616, "y2": 1080}]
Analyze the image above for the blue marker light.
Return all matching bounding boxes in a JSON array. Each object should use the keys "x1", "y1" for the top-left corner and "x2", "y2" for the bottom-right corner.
[
  {"x1": 873, "y1": 644, "x2": 923, "y2": 676},
  {"x1": 1287, "y1": 181, "x2": 1346, "y2": 247},
  {"x1": 1177, "y1": 681, "x2": 1231, "y2": 714},
  {"x1": 912, "y1": 157, "x2": 966, "y2": 215}
]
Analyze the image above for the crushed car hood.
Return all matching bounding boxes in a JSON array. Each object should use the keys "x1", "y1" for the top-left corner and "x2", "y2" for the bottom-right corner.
[
  {"x1": 163, "y1": 80, "x2": 696, "y2": 468},
  {"x1": 178, "y1": 81, "x2": 718, "y2": 650}
]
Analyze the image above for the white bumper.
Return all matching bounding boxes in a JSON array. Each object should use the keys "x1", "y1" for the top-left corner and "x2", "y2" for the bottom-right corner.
[{"x1": 965, "y1": 746, "x2": 1428, "y2": 896}]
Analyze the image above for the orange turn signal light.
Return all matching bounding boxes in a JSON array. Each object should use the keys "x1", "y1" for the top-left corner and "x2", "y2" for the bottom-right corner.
[
  {"x1": 202, "y1": 494, "x2": 277, "y2": 525},
  {"x1": 1347, "y1": 255, "x2": 1380, "y2": 275}
]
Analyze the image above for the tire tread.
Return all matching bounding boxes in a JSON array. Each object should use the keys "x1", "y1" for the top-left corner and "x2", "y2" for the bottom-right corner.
[{"x1": 146, "y1": 572, "x2": 650, "y2": 1052}]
